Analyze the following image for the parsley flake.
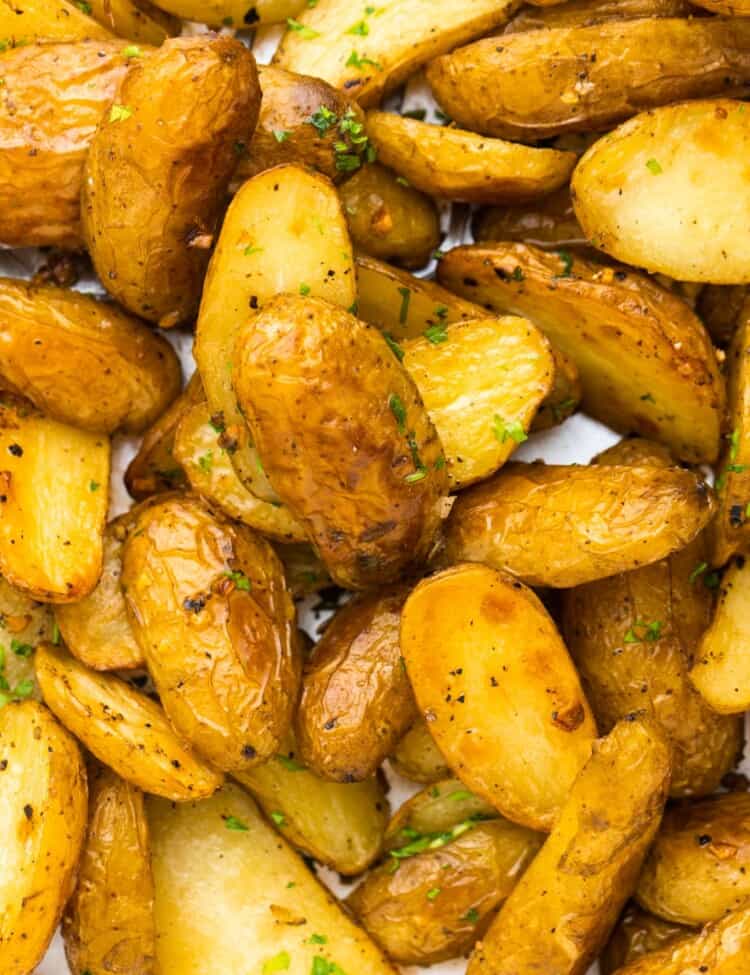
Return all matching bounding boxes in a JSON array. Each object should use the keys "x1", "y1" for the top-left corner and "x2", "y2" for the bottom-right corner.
[
  {"x1": 624, "y1": 620, "x2": 663, "y2": 644},
  {"x1": 109, "y1": 104, "x2": 132, "y2": 123},
  {"x1": 224, "y1": 815, "x2": 249, "y2": 832},
  {"x1": 287, "y1": 17, "x2": 320, "y2": 38},
  {"x1": 492, "y1": 416, "x2": 528, "y2": 446},
  {"x1": 646, "y1": 158, "x2": 663, "y2": 175}
]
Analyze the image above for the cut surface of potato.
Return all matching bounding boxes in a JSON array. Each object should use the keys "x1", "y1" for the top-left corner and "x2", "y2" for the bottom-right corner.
[
  {"x1": 0, "y1": 575, "x2": 53, "y2": 701},
  {"x1": 0, "y1": 0, "x2": 113, "y2": 42}
]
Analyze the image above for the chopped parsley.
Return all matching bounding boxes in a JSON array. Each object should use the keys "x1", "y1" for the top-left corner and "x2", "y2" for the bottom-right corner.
[
  {"x1": 397, "y1": 286, "x2": 411, "y2": 324},
  {"x1": 270, "y1": 811, "x2": 287, "y2": 827},
  {"x1": 244, "y1": 245, "x2": 263, "y2": 256},
  {"x1": 286, "y1": 17, "x2": 320, "y2": 38},
  {"x1": 224, "y1": 570, "x2": 251, "y2": 591},
  {"x1": 389, "y1": 816, "x2": 491, "y2": 861},
  {"x1": 10, "y1": 639, "x2": 32, "y2": 658},
  {"x1": 307, "y1": 934, "x2": 328, "y2": 945},
  {"x1": 198, "y1": 451, "x2": 213, "y2": 473},
  {"x1": 689, "y1": 561, "x2": 709, "y2": 584},
  {"x1": 347, "y1": 19, "x2": 369, "y2": 35},
  {"x1": 276, "y1": 754, "x2": 306, "y2": 772},
  {"x1": 424, "y1": 322, "x2": 448, "y2": 344},
  {"x1": 492, "y1": 416, "x2": 528, "y2": 446},
  {"x1": 388, "y1": 393, "x2": 407, "y2": 432},
  {"x1": 646, "y1": 158, "x2": 663, "y2": 175},
  {"x1": 729, "y1": 428, "x2": 741, "y2": 461},
  {"x1": 224, "y1": 816, "x2": 249, "y2": 831},
  {"x1": 624, "y1": 620, "x2": 662, "y2": 644},
  {"x1": 427, "y1": 887, "x2": 442, "y2": 900},
  {"x1": 462, "y1": 908, "x2": 480, "y2": 924},
  {"x1": 274, "y1": 129, "x2": 291, "y2": 143},
  {"x1": 404, "y1": 469, "x2": 427, "y2": 483},
  {"x1": 299, "y1": 282, "x2": 311, "y2": 296},
  {"x1": 109, "y1": 104, "x2": 132, "y2": 123},
  {"x1": 554, "y1": 249, "x2": 574, "y2": 278},
  {"x1": 346, "y1": 50, "x2": 382, "y2": 71},
  {"x1": 263, "y1": 951, "x2": 290, "y2": 974},
  {"x1": 89, "y1": 480, "x2": 100, "y2": 492},
  {"x1": 383, "y1": 332, "x2": 404, "y2": 361}
]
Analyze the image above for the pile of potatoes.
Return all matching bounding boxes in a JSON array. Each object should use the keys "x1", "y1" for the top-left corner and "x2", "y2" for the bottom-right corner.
[{"x1": 2, "y1": 1, "x2": 750, "y2": 974}]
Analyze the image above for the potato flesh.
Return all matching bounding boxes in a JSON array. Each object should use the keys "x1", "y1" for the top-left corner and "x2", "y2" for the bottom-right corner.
[
  {"x1": 0, "y1": 0, "x2": 113, "y2": 42},
  {"x1": 0, "y1": 575, "x2": 53, "y2": 700},
  {"x1": 142, "y1": 0, "x2": 307, "y2": 26},
  {"x1": 390, "y1": 717, "x2": 450, "y2": 783},
  {"x1": 85, "y1": 0, "x2": 178, "y2": 42}
]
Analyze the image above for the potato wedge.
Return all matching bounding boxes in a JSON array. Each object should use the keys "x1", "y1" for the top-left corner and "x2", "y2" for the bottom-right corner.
[
  {"x1": 35, "y1": 642, "x2": 223, "y2": 800},
  {"x1": 367, "y1": 112, "x2": 576, "y2": 204},
  {"x1": 384, "y1": 778, "x2": 497, "y2": 850},
  {"x1": 0, "y1": 700, "x2": 88, "y2": 975},
  {"x1": 0, "y1": 278, "x2": 181, "y2": 434},
  {"x1": 147, "y1": 783, "x2": 399, "y2": 974},
  {"x1": 273, "y1": 0, "x2": 520, "y2": 108},
  {"x1": 0, "y1": 396, "x2": 109, "y2": 602},
  {"x1": 0, "y1": 41, "x2": 131, "y2": 249},
  {"x1": 438, "y1": 243, "x2": 725, "y2": 463},
  {"x1": 195, "y1": 164, "x2": 355, "y2": 498},
  {"x1": 473, "y1": 186, "x2": 587, "y2": 250},
  {"x1": 504, "y1": 0, "x2": 692, "y2": 32},
  {"x1": 572, "y1": 99, "x2": 750, "y2": 283},
  {"x1": 340, "y1": 162, "x2": 439, "y2": 268},
  {"x1": 0, "y1": 575, "x2": 52, "y2": 702},
  {"x1": 593, "y1": 436, "x2": 677, "y2": 469},
  {"x1": 235, "y1": 731, "x2": 388, "y2": 875},
  {"x1": 297, "y1": 586, "x2": 415, "y2": 782},
  {"x1": 62, "y1": 763, "x2": 155, "y2": 975},
  {"x1": 531, "y1": 343, "x2": 582, "y2": 430},
  {"x1": 82, "y1": 36, "x2": 261, "y2": 326},
  {"x1": 390, "y1": 716, "x2": 450, "y2": 783},
  {"x1": 0, "y1": 0, "x2": 113, "y2": 42},
  {"x1": 690, "y1": 555, "x2": 750, "y2": 714},
  {"x1": 234, "y1": 294, "x2": 448, "y2": 590},
  {"x1": 601, "y1": 904, "x2": 692, "y2": 975},
  {"x1": 427, "y1": 19, "x2": 750, "y2": 142},
  {"x1": 86, "y1": 0, "x2": 177, "y2": 43},
  {"x1": 144, "y1": 0, "x2": 307, "y2": 26},
  {"x1": 401, "y1": 563, "x2": 597, "y2": 831},
  {"x1": 348, "y1": 818, "x2": 543, "y2": 966},
  {"x1": 467, "y1": 719, "x2": 671, "y2": 975},
  {"x1": 697, "y1": 285, "x2": 746, "y2": 348},
  {"x1": 402, "y1": 316, "x2": 554, "y2": 489}
]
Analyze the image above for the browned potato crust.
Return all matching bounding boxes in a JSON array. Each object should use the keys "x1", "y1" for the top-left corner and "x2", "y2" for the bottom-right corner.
[
  {"x1": 504, "y1": 0, "x2": 693, "y2": 32},
  {"x1": 0, "y1": 575, "x2": 53, "y2": 701},
  {"x1": 297, "y1": 585, "x2": 415, "y2": 782},
  {"x1": 234, "y1": 294, "x2": 448, "y2": 590},
  {"x1": 0, "y1": 700, "x2": 88, "y2": 975},
  {"x1": 692, "y1": 0, "x2": 750, "y2": 11},
  {"x1": 62, "y1": 763, "x2": 155, "y2": 975},
  {"x1": 441, "y1": 462, "x2": 715, "y2": 588},
  {"x1": 601, "y1": 904, "x2": 692, "y2": 975},
  {"x1": 427, "y1": 18, "x2": 750, "y2": 142},
  {"x1": 438, "y1": 243, "x2": 725, "y2": 464},
  {"x1": 698, "y1": 285, "x2": 747, "y2": 348},
  {"x1": 0, "y1": 278, "x2": 181, "y2": 434},
  {"x1": 401, "y1": 563, "x2": 597, "y2": 831},
  {"x1": 466, "y1": 720, "x2": 671, "y2": 975},
  {"x1": 473, "y1": 186, "x2": 587, "y2": 250},
  {"x1": 340, "y1": 162, "x2": 440, "y2": 268},
  {"x1": 82, "y1": 36, "x2": 261, "y2": 326},
  {"x1": 273, "y1": 543, "x2": 332, "y2": 597},
  {"x1": 390, "y1": 717, "x2": 450, "y2": 783}
]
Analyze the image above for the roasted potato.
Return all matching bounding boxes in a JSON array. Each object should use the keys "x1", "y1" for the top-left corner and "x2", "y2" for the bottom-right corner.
[
  {"x1": 691, "y1": 0, "x2": 750, "y2": 12},
  {"x1": 571, "y1": 99, "x2": 750, "y2": 283},
  {"x1": 504, "y1": 0, "x2": 692, "y2": 32},
  {"x1": 367, "y1": 112, "x2": 576, "y2": 204},
  {"x1": 147, "y1": 783, "x2": 399, "y2": 974},
  {"x1": 273, "y1": 0, "x2": 520, "y2": 108},
  {"x1": 348, "y1": 818, "x2": 543, "y2": 966},
  {"x1": 85, "y1": 0, "x2": 177, "y2": 42},
  {"x1": 593, "y1": 436, "x2": 677, "y2": 469},
  {"x1": 427, "y1": 19, "x2": 750, "y2": 142},
  {"x1": 384, "y1": 777, "x2": 498, "y2": 850},
  {"x1": 438, "y1": 243, "x2": 725, "y2": 463},
  {"x1": 0, "y1": 0, "x2": 113, "y2": 42},
  {"x1": 35, "y1": 642, "x2": 223, "y2": 800},
  {"x1": 235, "y1": 731, "x2": 389, "y2": 875},
  {"x1": 144, "y1": 0, "x2": 307, "y2": 26},
  {"x1": 441, "y1": 462, "x2": 714, "y2": 588},
  {"x1": 530, "y1": 343, "x2": 582, "y2": 430},
  {"x1": 340, "y1": 162, "x2": 440, "y2": 268},
  {"x1": 273, "y1": 543, "x2": 331, "y2": 598},
  {"x1": 401, "y1": 563, "x2": 597, "y2": 831},
  {"x1": 233, "y1": 294, "x2": 448, "y2": 590},
  {"x1": 0, "y1": 278, "x2": 181, "y2": 434},
  {"x1": 122, "y1": 495, "x2": 299, "y2": 771},
  {"x1": 473, "y1": 186, "x2": 588, "y2": 250},
  {"x1": 390, "y1": 716, "x2": 451, "y2": 783},
  {"x1": 82, "y1": 35, "x2": 261, "y2": 326},
  {"x1": 466, "y1": 719, "x2": 671, "y2": 975},
  {"x1": 0, "y1": 575, "x2": 53, "y2": 702},
  {"x1": 690, "y1": 555, "x2": 750, "y2": 714},
  {"x1": 0, "y1": 395, "x2": 110, "y2": 602},
  {"x1": 601, "y1": 903, "x2": 692, "y2": 975},
  {"x1": 697, "y1": 285, "x2": 747, "y2": 348},
  {"x1": 195, "y1": 163, "x2": 355, "y2": 499},
  {"x1": 297, "y1": 586, "x2": 415, "y2": 782},
  {"x1": 0, "y1": 700, "x2": 88, "y2": 975},
  {"x1": 62, "y1": 763, "x2": 155, "y2": 975}
]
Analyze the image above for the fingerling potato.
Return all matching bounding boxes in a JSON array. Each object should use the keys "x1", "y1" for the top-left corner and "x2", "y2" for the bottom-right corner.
[
  {"x1": 473, "y1": 186, "x2": 587, "y2": 250},
  {"x1": 85, "y1": 0, "x2": 178, "y2": 43},
  {"x1": 82, "y1": 35, "x2": 261, "y2": 326},
  {"x1": 144, "y1": 0, "x2": 307, "y2": 26},
  {"x1": 504, "y1": 0, "x2": 692, "y2": 32},
  {"x1": 390, "y1": 716, "x2": 450, "y2": 783},
  {"x1": 571, "y1": 99, "x2": 750, "y2": 283},
  {"x1": 601, "y1": 904, "x2": 692, "y2": 975},
  {"x1": 691, "y1": 0, "x2": 750, "y2": 13},
  {"x1": 697, "y1": 285, "x2": 747, "y2": 348},
  {"x1": 62, "y1": 763, "x2": 155, "y2": 975},
  {"x1": 0, "y1": 700, "x2": 88, "y2": 975},
  {"x1": 401, "y1": 563, "x2": 597, "y2": 831},
  {"x1": 272, "y1": 543, "x2": 331, "y2": 597},
  {"x1": 384, "y1": 777, "x2": 498, "y2": 851},
  {"x1": 35, "y1": 642, "x2": 223, "y2": 800},
  {"x1": 0, "y1": 0, "x2": 113, "y2": 42},
  {"x1": 0, "y1": 575, "x2": 53, "y2": 702},
  {"x1": 366, "y1": 112, "x2": 576, "y2": 204}
]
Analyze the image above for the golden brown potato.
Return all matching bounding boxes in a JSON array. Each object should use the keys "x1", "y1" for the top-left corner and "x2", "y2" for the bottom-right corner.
[
  {"x1": 635, "y1": 794, "x2": 750, "y2": 927},
  {"x1": 402, "y1": 316, "x2": 554, "y2": 489},
  {"x1": 147, "y1": 783, "x2": 398, "y2": 974},
  {"x1": 384, "y1": 777, "x2": 498, "y2": 851},
  {"x1": 504, "y1": 0, "x2": 692, "y2": 32},
  {"x1": 691, "y1": 0, "x2": 750, "y2": 12},
  {"x1": 442, "y1": 462, "x2": 715, "y2": 588},
  {"x1": 144, "y1": 0, "x2": 307, "y2": 26},
  {"x1": 195, "y1": 163, "x2": 355, "y2": 498},
  {"x1": 0, "y1": 575, "x2": 53, "y2": 702},
  {"x1": 401, "y1": 563, "x2": 597, "y2": 831},
  {"x1": 0, "y1": 700, "x2": 88, "y2": 975},
  {"x1": 601, "y1": 904, "x2": 692, "y2": 975},
  {"x1": 235, "y1": 731, "x2": 389, "y2": 875},
  {"x1": 273, "y1": 0, "x2": 520, "y2": 108},
  {"x1": 0, "y1": 278, "x2": 181, "y2": 434},
  {"x1": 0, "y1": 395, "x2": 110, "y2": 603},
  {"x1": 0, "y1": 0, "x2": 113, "y2": 41},
  {"x1": 466, "y1": 719, "x2": 671, "y2": 975},
  {"x1": 297, "y1": 586, "x2": 415, "y2": 782},
  {"x1": 690, "y1": 555, "x2": 750, "y2": 714},
  {"x1": 593, "y1": 436, "x2": 677, "y2": 469},
  {"x1": 273, "y1": 543, "x2": 331, "y2": 597},
  {"x1": 390, "y1": 717, "x2": 451, "y2": 783},
  {"x1": 82, "y1": 36, "x2": 261, "y2": 326},
  {"x1": 85, "y1": 0, "x2": 177, "y2": 43},
  {"x1": 122, "y1": 495, "x2": 298, "y2": 771},
  {"x1": 0, "y1": 41, "x2": 131, "y2": 249},
  {"x1": 473, "y1": 186, "x2": 587, "y2": 250},
  {"x1": 35, "y1": 642, "x2": 223, "y2": 800},
  {"x1": 531, "y1": 343, "x2": 582, "y2": 430},
  {"x1": 367, "y1": 112, "x2": 576, "y2": 204},
  {"x1": 438, "y1": 243, "x2": 725, "y2": 463},
  {"x1": 234, "y1": 294, "x2": 448, "y2": 590},
  {"x1": 340, "y1": 162, "x2": 440, "y2": 268},
  {"x1": 427, "y1": 19, "x2": 750, "y2": 142},
  {"x1": 62, "y1": 763, "x2": 155, "y2": 975},
  {"x1": 348, "y1": 818, "x2": 543, "y2": 966},
  {"x1": 571, "y1": 99, "x2": 750, "y2": 284},
  {"x1": 697, "y1": 285, "x2": 747, "y2": 347}
]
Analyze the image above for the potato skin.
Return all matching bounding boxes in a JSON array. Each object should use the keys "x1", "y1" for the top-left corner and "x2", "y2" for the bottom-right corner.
[
  {"x1": 427, "y1": 19, "x2": 750, "y2": 141},
  {"x1": 390, "y1": 717, "x2": 450, "y2": 783},
  {"x1": 473, "y1": 186, "x2": 587, "y2": 250},
  {"x1": 140, "y1": 0, "x2": 307, "y2": 27},
  {"x1": 601, "y1": 904, "x2": 692, "y2": 975},
  {"x1": 85, "y1": 0, "x2": 178, "y2": 43},
  {"x1": 384, "y1": 777, "x2": 498, "y2": 850},
  {"x1": 234, "y1": 295, "x2": 448, "y2": 590},
  {"x1": 0, "y1": 700, "x2": 88, "y2": 975},
  {"x1": 504, "y1": 0, "x2": 692, "y2": 32},
  {"x1": 297, "y1": 585, "x2": 415, "y2": 782},
  {"x1": 62, "y1": 763, "x2": 155, "y2": 975},
  {"x1": 0, "y1": 278, "x2": 181, "y2": 434},
  {"x1": 82, "y1": 36, "x2": 261, "y2": 326},
  {"x1": 122, "y1": 495, "x2": 299, "y2": 771},
  {"x1": 697, "y1": 285, "x2": 747, "y2": 348}
]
